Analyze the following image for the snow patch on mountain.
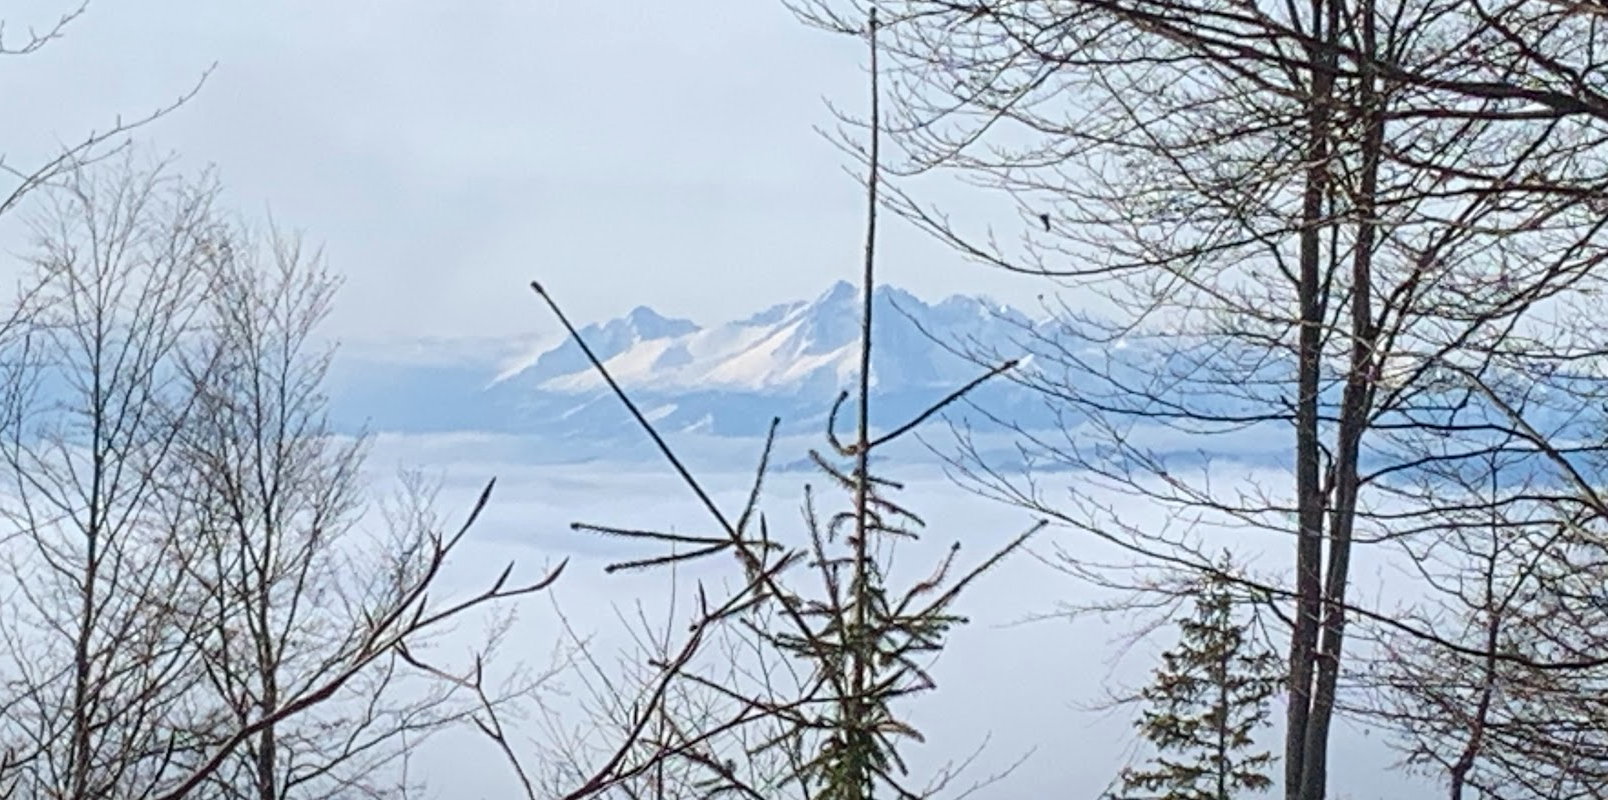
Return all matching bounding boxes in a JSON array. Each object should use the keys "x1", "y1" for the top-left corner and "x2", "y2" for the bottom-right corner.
[
  {"x1": 327, "y1": 280, "x2": 1058, "y2": 453},
  {"x1": 487, "y1": 305, "x2": 700, "y2": 389},
  {"x1": 494, "y1": 281, "x2": 1038, "y2": 397}
]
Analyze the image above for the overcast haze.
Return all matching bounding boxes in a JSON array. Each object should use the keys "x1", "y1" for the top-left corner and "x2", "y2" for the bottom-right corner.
[
  {"x1": 0, "y1": 4, "x2": 1436, "y2": 798},
  {"x1": 2, "y1": 0, "x2": 1041, "y2": 342}
]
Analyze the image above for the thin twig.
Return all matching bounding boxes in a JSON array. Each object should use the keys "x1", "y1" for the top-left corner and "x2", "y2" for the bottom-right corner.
[
  {"x1": 868, "y1": 359, "x2": 1019, "y2": 451},
  {"x1": 528, "y1": 281, "x2": 737, "y2": 536}
]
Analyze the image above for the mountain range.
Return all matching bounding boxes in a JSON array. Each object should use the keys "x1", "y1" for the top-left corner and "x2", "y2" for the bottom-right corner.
[
  {"x1": 326, "y1": 278, "x2": 1601, "y2": 480},
  {"x1": 326, "y1": 282, "x2": 1058, "y2": 450}
]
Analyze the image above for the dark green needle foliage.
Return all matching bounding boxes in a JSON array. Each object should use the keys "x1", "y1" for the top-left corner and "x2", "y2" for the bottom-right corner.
[{"x1": 1112, "y1": 568, "x2": 1282, "y2": 800}]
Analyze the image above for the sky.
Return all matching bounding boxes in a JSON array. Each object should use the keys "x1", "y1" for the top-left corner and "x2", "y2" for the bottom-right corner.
[{"x1": 0, "y1": 0, "x2": 1042, "y2": 343}]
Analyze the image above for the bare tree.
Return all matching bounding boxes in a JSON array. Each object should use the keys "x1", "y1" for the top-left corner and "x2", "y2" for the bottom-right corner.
[
  {"x1": 509, "y1": 585, "x2": 806, "y2": 800},
  {"x1": 775, "y1": 3, "x2": 1608, "y2": 800},
  {"x1": 1355, "y1": 437, "x2": 1608, "y2": 800},
  {"x1": 0, "y1": 157, "x2": 567, "y2": 800},
  {"x1": 167, "y1": 221, "x2": 529, "y2": 800},
  {"x1": 0, "y1": 156, "x2": 226, "y2": 800}
]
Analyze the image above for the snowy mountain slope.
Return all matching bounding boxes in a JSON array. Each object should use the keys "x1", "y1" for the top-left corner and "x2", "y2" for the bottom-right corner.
[
  {"x1": 493, "y1": 281, "x2": 1037, "y2": 397},
  {"x1": 328, "y1": 281, "x2": 1056, "y2": 443},
  {"x1": 496, "y1": 305, "x2": 701, "y2": 388}
]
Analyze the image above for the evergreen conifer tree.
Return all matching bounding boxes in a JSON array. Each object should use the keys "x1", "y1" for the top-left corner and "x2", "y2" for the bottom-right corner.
[{"x1": 1111, "y1": 569, "x2": 1282, "y2": 800}]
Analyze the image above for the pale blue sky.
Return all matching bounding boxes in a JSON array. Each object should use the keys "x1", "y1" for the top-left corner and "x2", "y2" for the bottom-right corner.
[{"x1": 1, "y1": 0, "x2": 1039, "y2": 341}]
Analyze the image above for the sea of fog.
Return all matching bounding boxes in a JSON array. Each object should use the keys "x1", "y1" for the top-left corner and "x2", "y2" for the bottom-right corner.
[{"x1": 361, "y1": 431, "x2": 1434, "y2": 800}]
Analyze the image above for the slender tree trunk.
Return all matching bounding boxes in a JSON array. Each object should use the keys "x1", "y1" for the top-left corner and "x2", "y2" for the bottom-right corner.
[
  {"x1": 1299, "y1": 175, "x2": 1372, "y2": 800},
  {"x1": 70, "y1": 534, "x2": 97, "y2": 800},
  {"x1": 255, "y1": 496, "x2": 279, "y2": 800},
  {"x1": 1288, "y1": 0, "x2": 1338, "y2": 793},
  {"x1": 255, "y1": 704, "x2": 277, "y2": 800},
  {"x1": 1216, "y1": 641, "x2": 1230, "y2": 800},
  {"x1": 70, "y1": 409, "x2": 107, "y2": 800},
  {"x1": 1298, "y1": 4, "x2": 1381, "y2": 799},
  {"x1": 255, "y1": 618, "x2": 278, "y2": 800}
]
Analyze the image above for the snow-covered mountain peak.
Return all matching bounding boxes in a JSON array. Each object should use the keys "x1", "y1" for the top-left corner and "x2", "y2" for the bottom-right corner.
[
  {"x1": 332, "y1": 281, "x2": 1055, "y2": 442},
  {"x1": 487, "y1": 282, "x2": 1037, "y2": 401},
  {"x1": 803, "y1": 280, "x2": 922, "y2": 308},
  {"x1": 622, "y1": 305, "x2": 697, "y2": 338},
  {"x1": 816, "y1": 279, "x2": 859, "y2": 305}
]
